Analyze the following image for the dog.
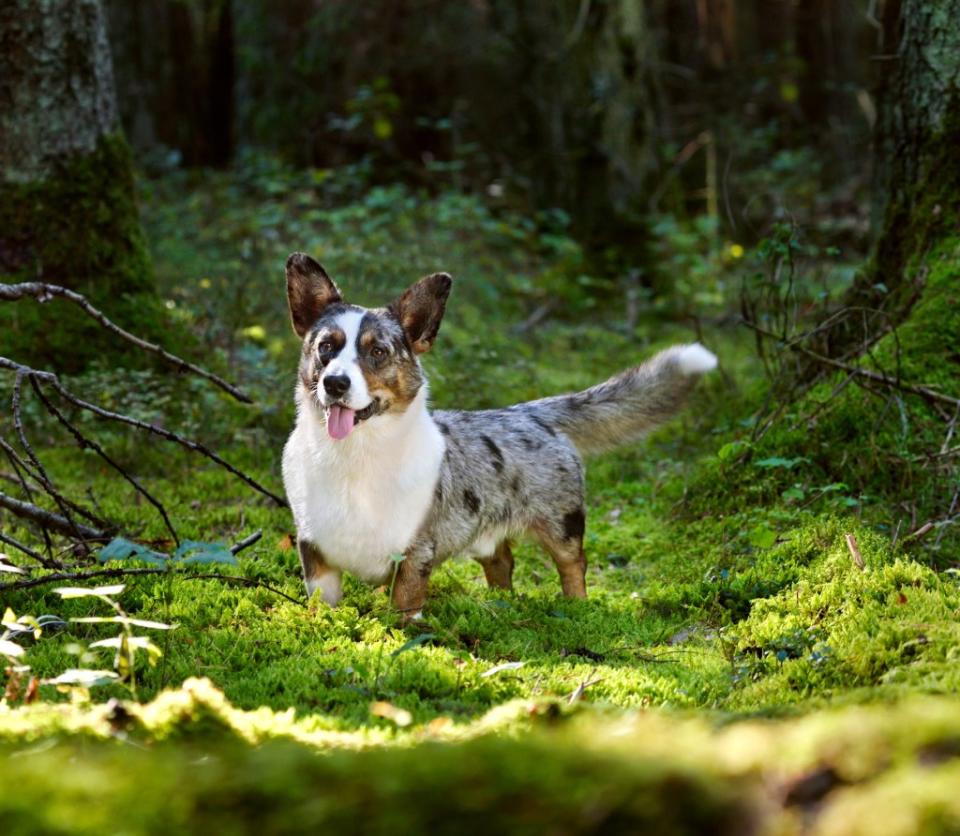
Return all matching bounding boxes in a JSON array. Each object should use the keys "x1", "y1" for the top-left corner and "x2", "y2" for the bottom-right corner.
[{"x1": 281, "y1": 252, "x2": 717, "y2": 618}]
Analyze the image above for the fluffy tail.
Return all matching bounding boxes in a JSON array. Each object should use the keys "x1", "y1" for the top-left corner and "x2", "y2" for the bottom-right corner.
[{"x1": 525, "y1": 343, "x2": 718, "y2": 456}]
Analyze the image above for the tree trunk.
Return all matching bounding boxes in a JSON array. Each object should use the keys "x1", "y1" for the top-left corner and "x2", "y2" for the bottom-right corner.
[
  {"x1": 821, "y1": 0, "x2": 960, "y2": 360},
  {"x1": 0, "y1": 0, "x2": 159, "y2": 371},
  {"x1": 488, "y1": 0, "x2": 661, "y2": 259}
]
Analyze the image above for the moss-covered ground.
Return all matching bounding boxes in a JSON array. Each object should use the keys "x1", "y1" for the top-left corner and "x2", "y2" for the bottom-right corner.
[{"x1": 1, "y1": 167, "x2": 958, "y2": 833}]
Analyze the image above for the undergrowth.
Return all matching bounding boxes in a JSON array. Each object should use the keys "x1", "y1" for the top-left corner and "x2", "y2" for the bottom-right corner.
[{"x1": 1, "y1": 166, "x2": 958, "y2": 833}]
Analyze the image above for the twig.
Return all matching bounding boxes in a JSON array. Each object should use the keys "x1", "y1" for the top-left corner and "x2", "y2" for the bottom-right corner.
[
  {"x1": 891, "y1": 519, "x2": 903, "y2": 552},
  {"x1": 845, "y1": 534, "x2": 865, "y2": 570},
  {"x1": 30, "y1": 378, "x2": 180, "y2": 546},
  {"x1": 0, "y1": 281, "x2": 251, "y2": 403},
  {"x1": 0, "y1": 437, "x2": 57, "y2": 562},
  {"x1": 0, "y1": 357, "x2": 286, "y2": 507},
  {"x1": 0, "y1": 564, "x2": 305, "y2": 607},
  {"x1": 568, "y1": 672, "x2": 603, "y2": 705},
  {"x1": 933, "y1": 485, "x2": 959, "y2": 550},
  {"x1": 11, "y1": 373, "x2": 92, "y2": 543},
  {"x1": 512, "y1": 300, "x2": 555, "y2": 336},
  {"x1": 0, "y1": 489, "x2": 110, "y2": 542},
  {"x1": 0, "y1": 530, "x2": 52, "y2": 567},
  {"x1": 230, "y1": 529, "x2": 262, "y2": 554},
  {"x1": 741, "y1": 320, "x2": 960, "y2": 410}
]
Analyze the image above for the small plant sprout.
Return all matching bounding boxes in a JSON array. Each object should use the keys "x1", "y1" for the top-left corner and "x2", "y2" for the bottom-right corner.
[{"x1": 53, "y1": 584, "x2": 175, "y2": 701}]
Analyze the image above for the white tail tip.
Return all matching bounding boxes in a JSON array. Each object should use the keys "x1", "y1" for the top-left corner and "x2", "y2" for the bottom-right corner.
[{"x1": 676, "y1": 343, "x2": 718, "y2": 375}]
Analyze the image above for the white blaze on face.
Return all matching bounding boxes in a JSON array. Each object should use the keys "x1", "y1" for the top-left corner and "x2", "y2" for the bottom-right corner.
[{"x1": 323, "y1": 309, "x2": 371, "y2": 409}]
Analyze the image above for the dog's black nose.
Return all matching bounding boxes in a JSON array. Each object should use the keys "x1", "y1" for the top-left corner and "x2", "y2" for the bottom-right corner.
[{"x1": 323, "y1": 375, "x2": 351, "y2": 398}]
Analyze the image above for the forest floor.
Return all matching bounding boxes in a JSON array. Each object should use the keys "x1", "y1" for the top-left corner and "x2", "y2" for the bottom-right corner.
[{"x1": 2, "y1": 165, "x2": 959, "y2": 834}]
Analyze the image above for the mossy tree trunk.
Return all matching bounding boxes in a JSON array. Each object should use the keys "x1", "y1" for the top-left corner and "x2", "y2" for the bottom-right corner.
[
  {"x1": 827, "y1": 0, "x2": 960, "y2": 357},
  {"x1": 0, "y1": 0, "x2": 160, "y2": 371}
]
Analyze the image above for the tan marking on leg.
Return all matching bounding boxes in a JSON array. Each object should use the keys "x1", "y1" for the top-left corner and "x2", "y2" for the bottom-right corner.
[
  {"x1": 392, "y1": 556, "x2": 432, "y2": 622},
  {"x1": 476, "y1": 540, "x2": 515, "y2": 590},
  {"x1": 298, "y1": 540, "x2": 342, "y2": 606},
  {"x1": 532, "y1": 520, "x2": 587, "y2": 598}
]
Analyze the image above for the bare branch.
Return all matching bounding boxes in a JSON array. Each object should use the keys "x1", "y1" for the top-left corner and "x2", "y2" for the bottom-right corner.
[
  {"x1": 0, "y1": 562, "x2": 304, "y2": 608},
  {"x1": 741, "y1": 319, "x2": 960, "y2": 410},
  {"x1": 230, "y1": 529, "x2": 263, "y2": 554},
  {"x1": 30, "y1": 378, "x2": 180, "y2": 546},
  {"x1": 0, "y1": 489, "x2": 110, "y2": 542},
  {"x1": 0, "y1": 281, "x2": 252, "y2": 403},
  {"x1": 0, "y1": 530, "x2": 54, "y2": 568},
  {"x1": 11, "y1": 373, "x2": 112, "y2": 534},
  {"x1": 0, "y1": 357, "x2": 287, "y2": 507}
]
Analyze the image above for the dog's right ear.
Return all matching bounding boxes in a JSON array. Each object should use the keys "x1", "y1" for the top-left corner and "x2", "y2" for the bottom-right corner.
[{"x1": 285, "y1": 252, "x2": 342, "y2": 338}]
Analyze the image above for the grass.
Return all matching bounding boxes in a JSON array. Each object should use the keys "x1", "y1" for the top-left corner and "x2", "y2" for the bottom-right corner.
[{"x1": 2, "y1": 167, "x2": 959, "y2": 832}]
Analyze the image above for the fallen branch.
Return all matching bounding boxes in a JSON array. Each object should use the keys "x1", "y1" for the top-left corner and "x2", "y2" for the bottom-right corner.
[
  {"x1": 0, "y1": 489, "x2": 110, "y2": 542},
  {"x1": 30, "y1": 378, "x2": 180, "y2": 545},
  {"x1": 230, "y1": 529, "x2": 263, "y2": 554},
  {"x1": 0, "y1": 357, "x2": 286, "y2": 508},
  {"x1": 741, "y1": 319, "x2": 960, "y2": 410},
  {"x1": 0, "y1": 530, "x2": 53, "y2": 568},
  {"x1": 0, "y1": 281, "x2": 251, "y2": 403},
  {"x1": 0, "y1": 564, "x2": 304, "y2": 608}
]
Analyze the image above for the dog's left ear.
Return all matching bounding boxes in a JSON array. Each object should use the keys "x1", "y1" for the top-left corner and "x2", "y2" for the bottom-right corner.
[{"x1": 390, "y1": 272, "x2": 452, "y2": 354}]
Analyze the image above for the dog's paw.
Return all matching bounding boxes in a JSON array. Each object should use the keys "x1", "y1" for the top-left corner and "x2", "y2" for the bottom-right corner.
[{"x1": 676, "y1": 343, "x2": 718, "y2": 375}]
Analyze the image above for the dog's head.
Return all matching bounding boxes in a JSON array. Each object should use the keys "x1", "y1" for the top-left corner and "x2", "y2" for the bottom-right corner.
[{"x1": 285, "y1": 252, "x2": 451, "y2": 440}]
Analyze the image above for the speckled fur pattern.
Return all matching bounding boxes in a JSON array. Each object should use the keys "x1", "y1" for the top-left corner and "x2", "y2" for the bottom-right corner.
[{"x1": 281, "y1": 252, "x2": 717, "y2": 614}]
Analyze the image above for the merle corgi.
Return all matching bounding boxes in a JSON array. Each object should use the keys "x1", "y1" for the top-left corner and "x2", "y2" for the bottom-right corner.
[{"x1": 281, "y1": 252, "x2": 717, "y2": 618}]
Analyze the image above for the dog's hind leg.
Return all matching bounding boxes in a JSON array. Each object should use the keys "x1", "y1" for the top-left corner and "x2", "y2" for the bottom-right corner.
[
  {"x1": 533, "y1": 511, "x2": 587, "y2": 598},
  {"x1": 475, "y1": 540, "x2": 514, "y2": 590},
  {"x1": 298, "y1": 539, "x2": 342, "y2": 606}
]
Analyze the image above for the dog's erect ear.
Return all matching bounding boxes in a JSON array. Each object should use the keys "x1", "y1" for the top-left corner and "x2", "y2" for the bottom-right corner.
[
  {"x1": 286, "y1": 252, "x2": 342, "y2": 338},
  {"x1": 390, "y1": 272, "x2": 452, "y2": 354}
]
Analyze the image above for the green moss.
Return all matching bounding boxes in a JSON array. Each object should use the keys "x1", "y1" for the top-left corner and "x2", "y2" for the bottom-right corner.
[
  {"x1": 4, "y1": 681, "x2": 960, "y2": 834},
  {"x1": 0, "y1": 132, "x2": 166, "y2": 371}
]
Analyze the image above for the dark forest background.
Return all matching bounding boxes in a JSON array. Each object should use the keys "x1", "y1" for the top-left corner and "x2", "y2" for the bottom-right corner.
[{"x1": 106, "y1": 0, "x2": 882, "y2": 261}]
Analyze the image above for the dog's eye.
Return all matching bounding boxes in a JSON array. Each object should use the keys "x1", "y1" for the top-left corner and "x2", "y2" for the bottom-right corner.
[
  {"x1": 317, "y1": 340, "x2": 334, "y2": 355},
  {"x1": 370, "y1": 345, "x2": 387, "y2": 361}
]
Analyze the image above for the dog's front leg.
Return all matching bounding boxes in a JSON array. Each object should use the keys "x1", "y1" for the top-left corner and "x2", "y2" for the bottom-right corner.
[
  {"x1": 298, "y1": 539, "x2": 343, "y2": 606},
  {"x1": 392, "y1": 551, "x2": 433, "y2": 622}
]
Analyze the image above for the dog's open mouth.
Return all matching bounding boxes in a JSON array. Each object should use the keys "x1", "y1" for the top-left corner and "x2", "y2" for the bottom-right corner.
[{"x1": 325, "y1": 399, "x2": 382, "y2": 441}]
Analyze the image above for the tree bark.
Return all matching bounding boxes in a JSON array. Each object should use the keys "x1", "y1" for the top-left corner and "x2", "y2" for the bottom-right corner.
[
  {"x1": 0, "y1": 0, "x2": 160, "y2": 371},
  {"x1": 871, "y1": 0, "x2": 960, "y2": 285},
  {"x1": 488, "y1": 0, "x2": 661, "y2": 254},
  {"x1": 820, "y1": 0, "x2": 960, "y2": 360}
]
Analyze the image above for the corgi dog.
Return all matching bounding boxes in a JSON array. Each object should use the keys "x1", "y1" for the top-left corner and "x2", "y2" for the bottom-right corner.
[{"x1": 281, "y1": 252, "x2": 717, "y2": 618}]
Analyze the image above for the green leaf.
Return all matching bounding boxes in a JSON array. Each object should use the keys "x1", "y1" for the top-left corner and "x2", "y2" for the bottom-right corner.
[
  {"x1": 0, "y1": 639, "x2": 24, "y2": 658},
  {"x1": 98, "y1": 537, "x2": 167, "y2": 566},
  {"x1": 481, "y1": 661, "x2": 524, "y2": 678},
  {"x1": 717, "y1": 440, "x2": 751, "y2": 462},
  {"x1": 97, "y1": 537, "x2": 139, "y2": 562},
  {"x1": 748, "y1": 526, "x2": 778, "y2": 549},
  {"x1": 46, "y1": 668, "x2": 119, "y2": 687},
  {"x1": 172, "y1": 541, "x2": 237, "y2": 567},
  {"x1": 55, "y1": 584, "x2": 126, "y2": 599},
  {"x1": 391, "y1": 633, "x2": 436, "y2": 658},
  {"x1": 754, "y1": 456, "x2": 808, "y2": 470},
  {"x1": 72, "y1": 616, "x2": 175, "y2": 630},
  {"x1": 90, "y1": 635, "x2": 163, "y2": 661}
]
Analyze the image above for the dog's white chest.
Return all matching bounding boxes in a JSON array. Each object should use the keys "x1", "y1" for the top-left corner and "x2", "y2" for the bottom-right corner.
[{"x1": 282, "y1": 399, "x2": 445, "y2": 584}]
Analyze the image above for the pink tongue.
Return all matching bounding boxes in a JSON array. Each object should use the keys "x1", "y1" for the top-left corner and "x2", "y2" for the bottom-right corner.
[{"x1": 327, "y1": 404, "x2": 357, "y2": 440}]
